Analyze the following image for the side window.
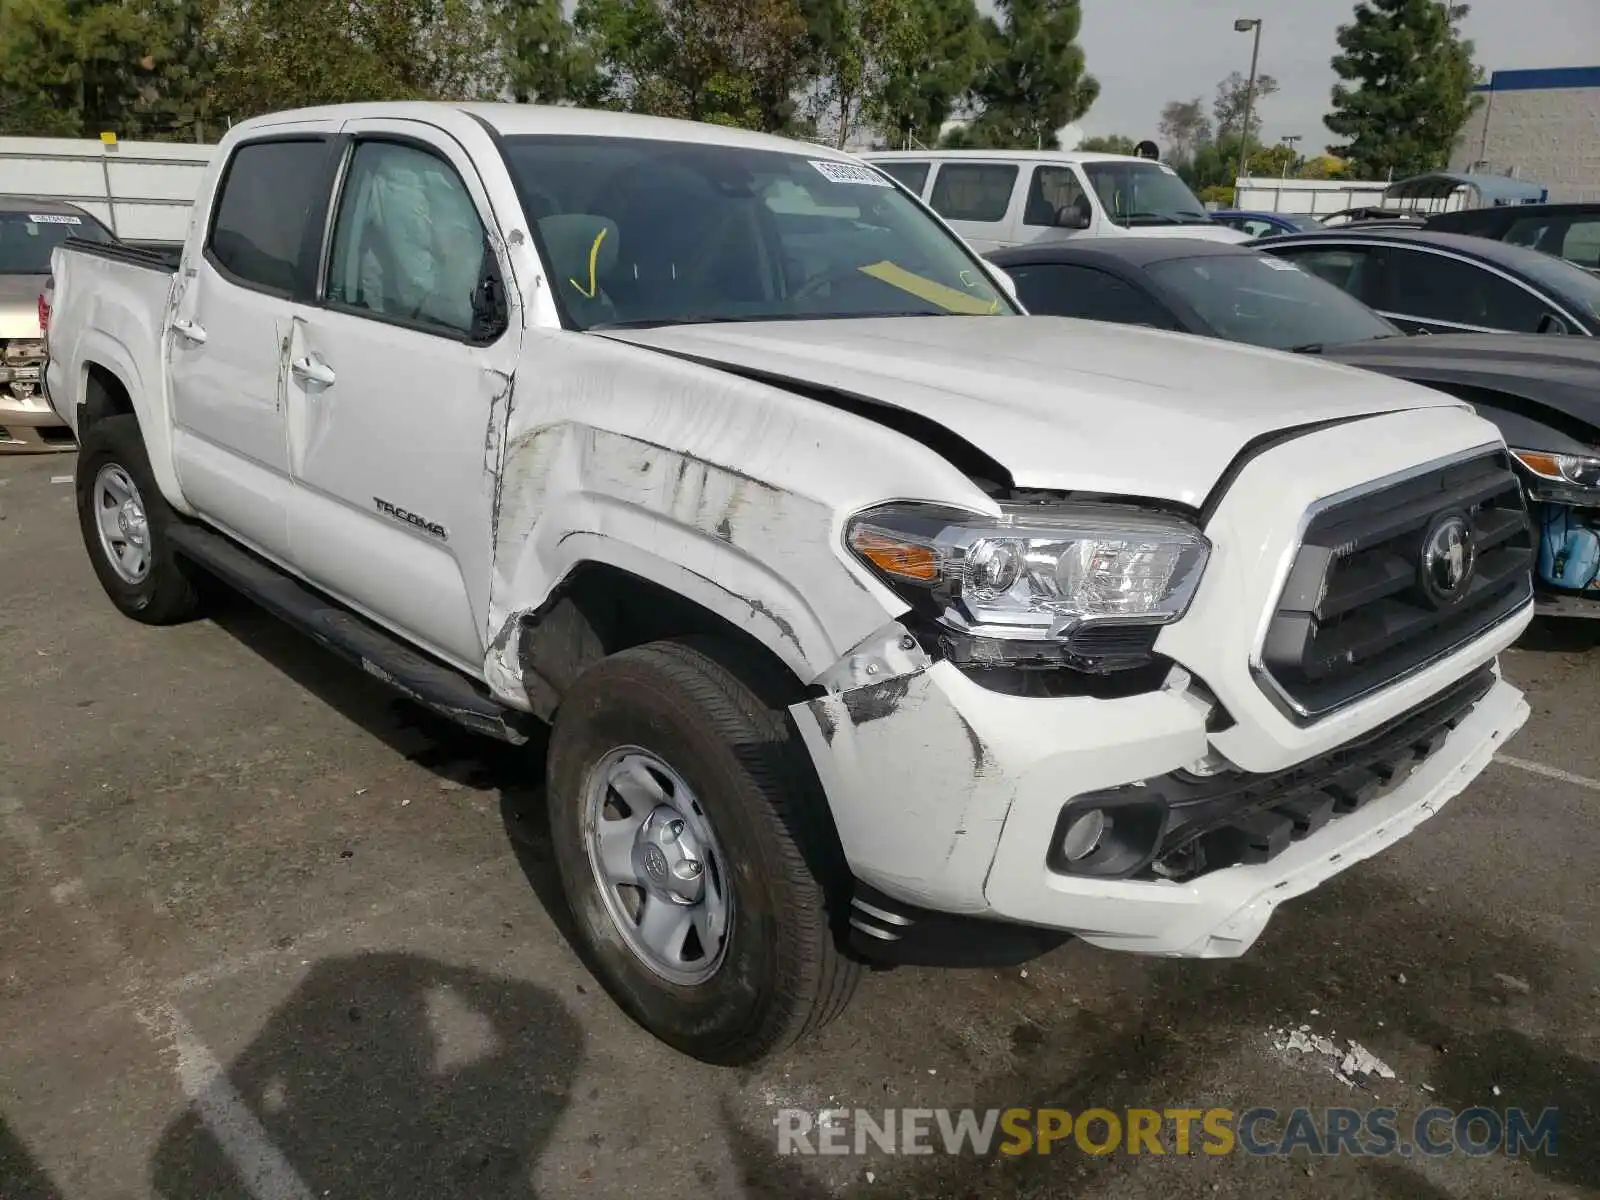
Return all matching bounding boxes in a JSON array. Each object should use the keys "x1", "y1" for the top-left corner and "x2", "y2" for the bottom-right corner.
[
  {"x1": 1023, "y1": 167, "x2": 1088, "y2": 227},
  {"x1": 1383, "y1": 249, "x2": 1547, "y2": 331},
  {"x1": 1270, "y1": 246, "x2": 1381, "y2": 305},
  {"x1": 1242, "y1": 219, "x2": 1277, "y2": 239},
  {"x1": 929, "y1": 164, "x2": 1019, "y2": 223},
  {"x1": 877, "y1": 161, "x2": 930, "y2": 194},
  {"x1": 208, "y1": 139, "x2": 332, "y2": 295},
  {"x1": 325, "y1": 140, "x2": 495, "y2": 338},
  {"x1": 1555, "y1": 219, "x2": 1600, "y2": 269},
  {"x1": 1010, "y1": 263, "x2": 1174, "y2": 327}
]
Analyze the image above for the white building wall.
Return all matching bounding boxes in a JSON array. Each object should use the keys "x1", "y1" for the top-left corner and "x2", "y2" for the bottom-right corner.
[{"x1": 1450, "y1": 69, "x2": 1600, "y2": 203}]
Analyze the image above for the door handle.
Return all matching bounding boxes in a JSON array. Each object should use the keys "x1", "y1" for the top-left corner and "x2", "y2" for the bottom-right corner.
[
  {"x1": 171, "y1": 318, "x2": 207, "y2": 344},
  {"x1": 290, "y1": 356, "x2": 336, "y2": 387}
]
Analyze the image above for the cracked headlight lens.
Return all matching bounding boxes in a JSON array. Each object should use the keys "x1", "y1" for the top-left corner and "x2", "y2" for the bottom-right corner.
[{"x1": 846, "y1": 501, "x2": 1210, "y2": 642}]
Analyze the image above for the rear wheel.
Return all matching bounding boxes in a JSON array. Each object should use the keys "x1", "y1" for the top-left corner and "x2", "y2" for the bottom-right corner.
[
  {"x1": 75, "y1": 415, "x2": 203, "y2": 624},
  {"x1": 547, "y1": 637, "x2": 859, "y2": 1065}
]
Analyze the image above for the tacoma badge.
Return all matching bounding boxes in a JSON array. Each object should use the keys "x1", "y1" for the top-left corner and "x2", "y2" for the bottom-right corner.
[{"x1": 373, "y1": 497, "x2": 448, "y2": 541}]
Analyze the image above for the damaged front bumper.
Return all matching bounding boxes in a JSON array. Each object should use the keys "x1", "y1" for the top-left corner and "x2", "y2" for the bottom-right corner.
[{"x1": 789, "y1": 636, "x2": 1529, "y2": 961}]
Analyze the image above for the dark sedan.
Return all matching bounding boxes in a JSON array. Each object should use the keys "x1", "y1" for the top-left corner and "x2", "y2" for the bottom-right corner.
[
  {"x1": 1425, "y1": 202, "x2": 1600, "y2": 274},
  {"x1": 1254, "y1": 226, "x2": 1600, "y2": 337},
  {"x1": 986, "y1": 237, "x2": 1600, "y2": 617}
]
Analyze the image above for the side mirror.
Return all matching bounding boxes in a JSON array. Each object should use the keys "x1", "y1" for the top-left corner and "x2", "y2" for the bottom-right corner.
[
  {"x1": 990, "y1": 267, "x2": 1019, "y2": 302},
  {"x1": 470, "y1": 256, "x2": 509, "y2": 342},
  {"x1": 1536, "y1": 313, "x2": 1568, "y2": 335},
  {"x1": 1055, "y1": 204, "x2": 1091, "y2": 231}
]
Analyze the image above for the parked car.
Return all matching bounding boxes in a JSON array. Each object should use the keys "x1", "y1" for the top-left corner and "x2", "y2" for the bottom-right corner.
[
  {"x1": 1258, "y1": 227, "x2": 1600, "y2": 337},
  {"x1": 987, "y1": 237, "x2": 1600, "y2": 617},
  {"x1": 1424, "y1": 202, "x2": 1600, "y2": 275},
  {"x1": 48, "y1": 102, "x2": 1534, "y2": 1065},
  {"x1": 1210, "y1": 209, "x2": 1323, "y2": 238},
  {"x1": 858, "y1": 149, "x2": 1251, "y2": 252},
  {"x1": 1, "y1": 197, "x2": 115, "y2": 452}
]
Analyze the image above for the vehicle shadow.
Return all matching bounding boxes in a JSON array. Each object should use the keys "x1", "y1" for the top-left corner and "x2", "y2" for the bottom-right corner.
[
  {"x1": 0, "y1": 1114, "x2": 66, "y2": 1200},
  {"x1": 1516, "y1": 614, "x2": 1600, "y2": 653},
  {"x1": 148, "y1": 953, "x2": 583, "y2": 1199},
  {"x1": 205, "y1": 601, "x2": 583, "y2": 958}
]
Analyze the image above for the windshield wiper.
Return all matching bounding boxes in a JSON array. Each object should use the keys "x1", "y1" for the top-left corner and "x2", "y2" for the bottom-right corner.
[{"x1": 1288, "y1": 342, "x2": 1324, "y2": 354}]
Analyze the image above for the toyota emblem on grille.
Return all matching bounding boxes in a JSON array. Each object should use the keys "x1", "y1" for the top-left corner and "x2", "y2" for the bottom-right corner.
[{"x1": 1420, "y1": 512, "x2": 1476, "y2": 606}]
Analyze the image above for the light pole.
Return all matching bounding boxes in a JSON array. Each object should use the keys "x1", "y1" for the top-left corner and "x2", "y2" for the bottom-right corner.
[
  {"x1": 1280, "y1": 134, "x2": 1301, "y2": 177},
  {"x1": 1233, "y1": 17, "x2": 1263, "y2": 193}
]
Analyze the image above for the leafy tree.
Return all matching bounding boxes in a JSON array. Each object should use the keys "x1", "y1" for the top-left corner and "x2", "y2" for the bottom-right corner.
[
  {"x1": 1076, "y1": 134, "x2": 1137, "y2": 155},
  {"x1": 498, "y1": 0, "x2": 603, "y2": 106},
  {"x1": 210, "y1": 0, "x2": 503, "y2": 120},
  {"x1": 0, "y1": 0, "x2": 165, "y2": 137},
  {"x1": 1246, "y1": 143, "x2": 1299, "y2": 177},
  {"x1": 809, "y1": 0, "x2": 923, "y2": 146},
  {"x1": 1299, "y1": 153, "x2": 1348, "y2": 179},
  {"x1": 577, "y1": 0, "x2": 812, "y2": 130},
  {"x1": 1157, "y1": 97, "x2": 1211, "y2": 163},
  {"x1": 1213, "y1": 68, "x2": 1277, "y2": 142},
  {"x1": 960, "y1": 0, "x2": 1098, "y2": 150},
  {"x1": 1325, "y1": 0, "x2": 1481, "y2": 177},
  {"x1": 861, "y1": 0, "x2": 984, "y2": 149}
]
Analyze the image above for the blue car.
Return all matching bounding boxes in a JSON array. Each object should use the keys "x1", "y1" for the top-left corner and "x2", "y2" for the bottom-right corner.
[{"x1": 1210, "y1": 210, "x2": 1324, "y2": 238}]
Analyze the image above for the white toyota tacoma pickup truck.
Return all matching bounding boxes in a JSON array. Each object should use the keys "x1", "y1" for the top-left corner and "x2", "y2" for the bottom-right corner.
[{"x1": 45, "y1": 103, "x2": 1535, "y2": 1065}]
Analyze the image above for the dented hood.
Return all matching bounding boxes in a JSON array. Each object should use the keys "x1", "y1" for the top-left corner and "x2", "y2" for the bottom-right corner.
[{"x1": 598, "y1": 316, "x2": 1466, "y2": 507}]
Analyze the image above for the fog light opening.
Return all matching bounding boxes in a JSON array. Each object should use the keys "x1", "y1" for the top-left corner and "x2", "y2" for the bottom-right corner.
[{"x1": 1061, "y1": 809, "x2": 1106, "y2": 861}]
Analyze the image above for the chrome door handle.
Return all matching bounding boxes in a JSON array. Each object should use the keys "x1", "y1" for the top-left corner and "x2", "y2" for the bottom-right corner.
[
  {"x1": 171, "y1": 318, "x2": 207, "y2": 344},
  {"x1": 290, "y1": 356, "x2": 335, "y2": 386}
]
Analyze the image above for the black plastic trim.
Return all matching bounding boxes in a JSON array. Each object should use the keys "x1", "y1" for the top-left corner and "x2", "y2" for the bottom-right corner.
[{"x1": 845, "y1": 882, "x2": 1071, "y2": 967}]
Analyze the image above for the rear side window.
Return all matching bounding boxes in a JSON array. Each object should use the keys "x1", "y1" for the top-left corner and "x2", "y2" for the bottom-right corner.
[
  {"x1": 1382, "y1": 248, "x2": 1549, "y2": 331},
  {"x1": 877, "y1": 161, "x2": 930, "y2": 194},
  {"x1": 930, "y1": 164, "x2": 1018, "y2": 223},
  {"x1": 207, "y1": 139, "x2": 331, "y2": 295}
]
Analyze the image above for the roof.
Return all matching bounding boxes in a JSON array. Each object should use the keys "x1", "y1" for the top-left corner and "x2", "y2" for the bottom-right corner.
[
  {"x1": 0, "y1": 196, "x2": 96, "y2": 217},
  {"x1": 1385, "y1": 171, "x2": 1547, "y2": 206},
  {"x1": 230, "y1": 101, "x2": 860, "y2": 160},
  {"x1": 860, "y1": 149, "x2": 1160, "y2": 166},
  {"x1": 987, "y1": 237, "x2": 1255, "y2": 269},
  {"x1": 1474, "y1": 65, "x2": 1600, "y2": 92}
]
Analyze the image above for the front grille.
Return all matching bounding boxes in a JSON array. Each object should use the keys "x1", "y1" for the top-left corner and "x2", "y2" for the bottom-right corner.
[
  {"x1": 1047, "y1": 663, "x2": 1496, "y2": 883},
  {"x1": 1258, "y1": 449, "x2": 1532, "y2": 721}
]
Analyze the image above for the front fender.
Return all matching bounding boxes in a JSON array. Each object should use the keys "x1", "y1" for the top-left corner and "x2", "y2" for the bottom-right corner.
[{"x1": 482, "y1": 424, "x2": 905, "y2": 710}]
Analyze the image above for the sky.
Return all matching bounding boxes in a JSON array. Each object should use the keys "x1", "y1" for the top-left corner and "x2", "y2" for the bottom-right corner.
[{"x1": 1053, "y1": 0, "x2": 1600, "y2": 153}]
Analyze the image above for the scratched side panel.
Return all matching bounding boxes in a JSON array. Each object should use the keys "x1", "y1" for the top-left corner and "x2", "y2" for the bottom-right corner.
[{"x1": 483, "y1": 329, "x2": 999, "y2": 703}]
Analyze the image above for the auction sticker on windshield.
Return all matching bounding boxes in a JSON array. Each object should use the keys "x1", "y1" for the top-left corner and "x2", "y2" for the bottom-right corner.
[
  {"x1": 810, "y1": 161, "x2": 892, "y2": 187},
  {"x1": 28, "y1": 214, "x2": 81, "y2": 224}
]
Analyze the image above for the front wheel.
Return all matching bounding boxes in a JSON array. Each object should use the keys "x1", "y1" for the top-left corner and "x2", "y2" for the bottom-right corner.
[{"x1": 547, "y1": 638, "x2": 860, "y2": 1065}]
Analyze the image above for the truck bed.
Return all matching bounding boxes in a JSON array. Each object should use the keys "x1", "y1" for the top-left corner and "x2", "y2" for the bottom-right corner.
[{"x1": 61, "y1": 237, "x2": 180, "y2": 273}]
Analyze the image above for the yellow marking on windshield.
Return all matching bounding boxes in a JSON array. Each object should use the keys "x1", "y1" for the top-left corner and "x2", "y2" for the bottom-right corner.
[
  {"x1": 569, "y1": 226, "x2": 608, "y2": 299},
  {"x1": 857, "y1": 261, "x2": 1000, "y2": 315}
]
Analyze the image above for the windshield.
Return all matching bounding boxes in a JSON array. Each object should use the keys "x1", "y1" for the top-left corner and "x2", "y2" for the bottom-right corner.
[
  {"x1": 500, "y1": 137, "x2": 1014, "y2": 330},
  {"x1": 1147, "y1": 252, "x2": 1399, "y2": 349},
  {"x1": 1080, "y1": 161, "x2": 1214, "y2": 228},
  {"x1": 0, "y1": 210, "x2": 113, "y2": 274}
]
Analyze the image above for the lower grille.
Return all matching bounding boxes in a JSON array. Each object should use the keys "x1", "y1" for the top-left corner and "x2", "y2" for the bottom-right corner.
[
  {"x1": 1258, "y1": 449, "x2": 1532, "y2": 721},
  {"x1": 1047, "y1": 663, "x2": 1496, "y2": 883}
]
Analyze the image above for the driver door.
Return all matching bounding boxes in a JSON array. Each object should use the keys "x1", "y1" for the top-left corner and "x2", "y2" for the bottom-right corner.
[{"x1": 282, "y1": 122, "x2": 522, "y2": 671}]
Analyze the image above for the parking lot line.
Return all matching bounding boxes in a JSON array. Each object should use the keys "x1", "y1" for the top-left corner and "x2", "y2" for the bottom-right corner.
[
  {"x1": 0, "y1": 794, "x2": 316, "y2": 1200},
  {"x1": 1493, "y1": 753, "x2": 1600, "y2": 792}
]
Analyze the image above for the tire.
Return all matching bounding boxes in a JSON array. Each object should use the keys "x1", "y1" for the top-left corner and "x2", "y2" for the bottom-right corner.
[
  {"x1": 75, "y1": 414, "x2": 203, "y2": 625},
  {"x1": 547, "y1": 637, "x2": 860, "y2": 1065}
]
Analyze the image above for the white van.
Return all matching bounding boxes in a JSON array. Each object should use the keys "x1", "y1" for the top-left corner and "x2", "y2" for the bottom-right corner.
[{"x1": 860, "y1": 149, "x2": 1251, "y2": 253}]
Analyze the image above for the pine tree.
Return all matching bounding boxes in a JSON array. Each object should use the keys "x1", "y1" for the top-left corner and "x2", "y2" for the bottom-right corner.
[{"x1": 1325, "y1": 0, "x2": 1482, "y2": 179}]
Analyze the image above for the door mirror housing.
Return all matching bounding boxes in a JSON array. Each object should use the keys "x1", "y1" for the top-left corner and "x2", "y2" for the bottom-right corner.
[
  {"x1": 1055, "y1": 204, "x2": 1091, "y2": 231},
  {"x1": 469, "y1": 251, "x2": 509, "y2": 343},
  {"x1": 1536, "y1": 312, "x2": 1569, "y2": 335}
]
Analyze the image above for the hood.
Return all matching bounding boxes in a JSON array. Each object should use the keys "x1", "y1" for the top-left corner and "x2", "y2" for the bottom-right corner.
[
  {"x1": 1319, "y1": 332, "x2": 1600, "y2": 438},
  {"x1": 598, "y1": 316, "x2": 1466, "y2": 507},
  {"x1": 0, "y1": 274, "x2": 45, "y2": 340}
]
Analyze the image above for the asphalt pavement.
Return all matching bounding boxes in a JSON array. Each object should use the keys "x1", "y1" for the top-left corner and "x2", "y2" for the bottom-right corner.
[{"x1": 2, "y1": 451, "x2": 1597, "y2": 1199}]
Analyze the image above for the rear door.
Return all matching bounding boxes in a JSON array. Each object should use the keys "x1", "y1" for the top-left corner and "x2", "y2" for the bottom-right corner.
[
  {"x1": 283, "y1": 122, "x2": 522, "y2": 670},
  {"x1": 926, "y1": 161, "x2": 1021, "y2": 251},
  {"x1": 167, "y1": 131, "x2": 340, "y2": 559}
]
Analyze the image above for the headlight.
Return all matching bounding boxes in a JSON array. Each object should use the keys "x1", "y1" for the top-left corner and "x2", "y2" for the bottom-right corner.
[
  {"x1": 1511, "y1": 448, "x2": 1600, "y2": 504},
  {"x1": 846, "y1": 502, "x2": 1210, "y2": 668}
]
